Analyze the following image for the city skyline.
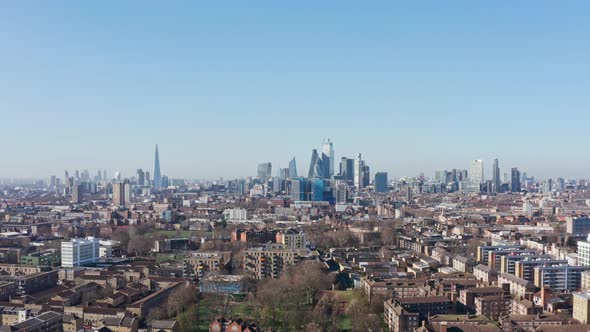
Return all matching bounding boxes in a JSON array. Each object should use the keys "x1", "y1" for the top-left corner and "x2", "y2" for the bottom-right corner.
[
  {"x1": 2, "y1": 2, "x2": 590, "y2": 179},
  {"x1": 1, "y1": 142, "x2": 584, "y2": 183}
]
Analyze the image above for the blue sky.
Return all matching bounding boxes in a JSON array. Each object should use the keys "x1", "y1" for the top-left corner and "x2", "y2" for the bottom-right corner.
[{"x1": 1, "y1": 1, "x2": 588, "y2": 180}]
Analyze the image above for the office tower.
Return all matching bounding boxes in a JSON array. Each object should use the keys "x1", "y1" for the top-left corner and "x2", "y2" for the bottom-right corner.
[
  {"x1": 543, "y1": 179, "x2": 553, "y2": 193},
  {"x1": 434, "y1": 171, "x2": 446, "y2": 183},
  {"x1": 354, "y1": 153, "x2": 366, "y2": 189},
  {"x1": 339, "y1": 158, "x2": 347, "y2": 179},
  {"x1": 511, "y1": 168, "x2": 521, "y2": 193},
  {"x1": 112, "y1": 180, "x2": 130, "y2": 206},
  {"x1": 289, "y1": 178, "x2": 307, "y2": 201},
  {"x1": 81, "y1": 170, "x2": 90, "y2": 182},
  {"x1": 322, "y1": 138, "x2": 334, "y2": 177},
  {"x1": 136, "y1": 169, "x2": 145, "y2": 186},
  {"x1": 470, "y1": 159, "x2": 484, "y2": 184},
  {"x1": 335, "y1": 182, "x2": 347, "y2": 203},
  {"x1": 279, "y1": 168, "x2": 289, "y2": 181},
  {"x1": 450, "y1": 169, "x2": 457, "y2": 182},
  {"x1": 103, "y1": 170, "x2": 107, "y2": 182},
  {"x1": 484, "y1": 180, "x2": 493, "y2": 193},
  {"x1": 313, "y1": 157, "x2": 324, "y2": 178},
  {"x1": 96, "y1": 170, "x2": 102, "y2": 182},
  {"x1": 307, "y1": 150, "x2": 325, "y2": 179},
  {"x1": 145, "y1": 171, "x2": 151, "y2": 187},
  {"x1": 257, "y1": 162, "x2": 272, "y2": 183},
  {"x1": 153, "y1": 144, "x2": 162, "y2": 190},
  {"x1": 74, "y1": 170, "x2": 80, "y2": 180},
  {"x1": 339, "y1": 157, "x2": 355, "y2": 182},
  {"x1": 362, "y1": 165, "x2": 370, "y2": 189},
  {"x1": 161, "y1": 175, "x2": 169, "y2": 188},
  {"x1": 237, "y1": 179, "x2": 247, "y2": 195},
  {"x1": 308, "y1": 149, "x2": 319, "y2": 178},
  {"x1": 272, "y1": 176, "x2": 283, "y2": 193},
  {"x1": 64, "y1": 170, "x2": 70, "y2": 192},
  {"x1": 493, "y1": 158, "x2": 500, "y2": 193},
  {"x1": 320, "y1": 153, "x2": 330, "y2": 179},
  {"x1": 374, "y1": 172, "x2": 388, "y2": 193},
  {"x1": 311, "y1": 179, "x2": 324, "y2": 201},
  {"x1": 406, "y1": 187, "x2": 413, "y2": 203},
  {"x1": 71, "y1": 183, "x2": 82, "y2": 204},
  {"x1": 522, "y1": 172, "x2": 528, "y2": 182},
  {"x1": 64, "y1": 177, "x2": 74, "y2": 195},
  {"x1": 49, "y1": 176, "x2": 56, "y2": 188},
  {"x1": 288, "y1": 157, "x2": 298, "y2": 178},
  {"x1": 61, "y1": 237, "x2": 100, "y2": 267},
  {"x1": 557, "y1": 178, "x2": 565, "y2": 191}
]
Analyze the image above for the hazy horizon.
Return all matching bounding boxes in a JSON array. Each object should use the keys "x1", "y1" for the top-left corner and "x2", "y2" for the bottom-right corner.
[{"x1": 1, "y1": 2, "x2": 589, "y2": 179}]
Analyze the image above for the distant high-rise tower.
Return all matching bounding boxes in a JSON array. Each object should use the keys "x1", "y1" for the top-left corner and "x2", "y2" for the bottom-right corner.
[
  {"x1": 311, "y1": 154, "x2": 324, "y2": 178},
  {"x1": 340, "y1": 157, "x2": 355, "y2": 182},
  {"x1": 71, "y1": 183, "x2": 82, "y2": 204},
  {"x1": 543, "y1": 179, "x2": 553, "y2": 193},
  {"x1": 112, "y1": 180, "x2": 130, "y2": 206},
  {"x1": 511, "y1": 168, "x2": 521, "y2": 193},
  {"x1": 492, "y1": 158, "x2": 500, "y2": 193},
  {"x1": 470, "y1": 159, "x2": 484, "y2": 184},
  {"x1": 308, "y1": 149, "x2": 318, "y2": 178},
  {"x1": 288, "y1": 157, "x2": 298, "y2": 178},
  {"x1": 374, "y1": 172, "x2": 388, "y2": 193},
  {"x1": 354, "y1": 153, "x2": 366, "y2": 189},
  {"x1": 257, "y1": 162, "x2": 272, "y2": 183},
  {"x1": 322, "y1": 139, "x2": 334, "y2": 177},
  {"x1": 136, "y1": 169, "x2": 145, "y2": 186},
  {"x1": 320, "y1": 153, "x2": 330, "y2": 179},
  {"x1": 153, "y1": 144, "x2": 162, "y2": 190},
  {"x1": 64, "y1": 170, "x2": 70, "y2": 195}
]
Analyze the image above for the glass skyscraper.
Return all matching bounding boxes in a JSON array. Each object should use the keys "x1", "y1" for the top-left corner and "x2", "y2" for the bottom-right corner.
[
  {"x1": 322, "y1": 138, "x2": 334, "y2": 177},
  {"x1": 492, "y1": 158, "x2": 500, "y2": 193},
  {"x1": 470, "y1": 159, "x2": 484, "y2": 184},
  {"x1": 374, "y1": 172, "x2": 388, "y2": 193},
  {"x1": 257, "y1": 162, "x2": 272, "y2": 183},
  {"x1": 288, "y1": 157, "x2": 298, "y2": 178},
  {"x1": 153, "y1": 144, "x2": 162, "y2": 190},
  {"x1": 511, "y1": 167, "x2": 521, "y2": 193}
]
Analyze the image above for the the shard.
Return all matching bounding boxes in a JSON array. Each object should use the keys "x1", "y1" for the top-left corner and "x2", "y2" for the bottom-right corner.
[{"x1": 153, "y1": 144, "x2": 162, "y2": 190}]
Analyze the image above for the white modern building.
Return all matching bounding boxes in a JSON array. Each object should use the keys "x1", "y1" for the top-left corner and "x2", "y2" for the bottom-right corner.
[
  {"x1": 354, "y1": 153, "x2": 365, "y2": 189},
  {"x1": 223, "y1": 208, "x2": 247, "y2": 222},
  {"x1": 579, "y1": 235, "x2": 590, "y2": 266},
  {"x1": 470, "y1": 159, "x2": 484, "y2": 184},
  {"x1": 61, "y1": 237, "x2": 100, "y2": 267}
]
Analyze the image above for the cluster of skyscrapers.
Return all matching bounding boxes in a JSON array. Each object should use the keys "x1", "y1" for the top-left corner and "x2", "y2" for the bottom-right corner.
[
  {"x1": 48, "y1": 144, "x2": 169, "y2": 206},
  {"x1": 434, "y1": 158, "x2": 530, "y2": 194},
  {"x1": 249, "y1": 139, "x2": 389, "y2": 204}
]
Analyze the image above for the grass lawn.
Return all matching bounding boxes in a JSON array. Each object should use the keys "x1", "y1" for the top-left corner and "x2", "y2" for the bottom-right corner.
[
  {"x1": 340, "y1": 316, "x2": 353, "y2": 331},
  {"x1": 331, "y1": 289, "x2": 357, "y2": 301},
  {"x1": 229, "y1": 302, "x2": 253, "y2": 318}
]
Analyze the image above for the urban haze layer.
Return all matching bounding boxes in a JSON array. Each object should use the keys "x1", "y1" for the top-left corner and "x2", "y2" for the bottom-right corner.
[{"x1": 1, "y1": 139, "x2": 590, "y2": 332}]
